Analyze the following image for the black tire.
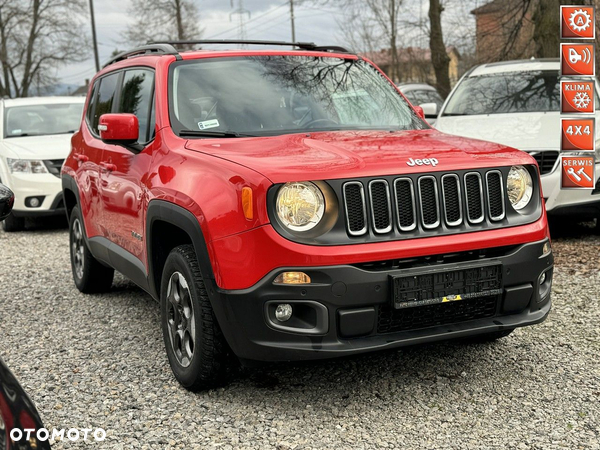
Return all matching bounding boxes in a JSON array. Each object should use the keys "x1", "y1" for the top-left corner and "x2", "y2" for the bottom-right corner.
[
  {"x1": 69, "y1": 207, "x2": 114, "y2": 293},
  {"x1": 161, "y1": 244, "x2": 229, "y2": 391},
  {"x1": 464, "y1": 329, "x2": 514, "y2": 343},
  {"x1": 2, "y1": 213, "x2": 24, "y2": 232}
]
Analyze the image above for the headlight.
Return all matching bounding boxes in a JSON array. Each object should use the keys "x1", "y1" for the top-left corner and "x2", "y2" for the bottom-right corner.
[
  {"x1": 276, "y1": 182, "x2": 325, "y2": 232},
  {"x1": 507, "y1": 165, "x2": 533, "y2": 210},
  {"x1": 6, "y1": 158, "x2": 48, "y2": 174}
]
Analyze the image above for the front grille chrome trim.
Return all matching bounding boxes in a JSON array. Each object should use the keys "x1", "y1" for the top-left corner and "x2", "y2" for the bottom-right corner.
[
  {"x1": 368, "y1": 179, "x2": 393, "y2": 234},
  {"x1": 485, "y1": 170, "x2": 506, "y2": 221},
  {"x1": 441, "y1": 174, "x2": 462, "y2": 227},
  {"x1": 343, "y1": 181, "x2": 368, "y2": 236},
  {"x1": 417, "y1": 175, "x2": 440, "y2": 230},
  {"x1": 393, "y1": 177, "x2": 417, "y2": 232},
  {"x1": 464, "y1": 172, "x2": 485, "y2": 224}
]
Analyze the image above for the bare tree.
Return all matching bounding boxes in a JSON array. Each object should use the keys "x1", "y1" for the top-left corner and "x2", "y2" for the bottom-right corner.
[
  {"x1": 0, "y1": 0, "x2": 87, "y2": 98},
  {"x1": 428, "y1": 0, "x2": 450, "y2": 97},
  {"x1": 334, "y1": 0, "x2": 403, "y2": 82},
  {"x1": 122, "y1": 0, "x2": 203, "y2": 45}
]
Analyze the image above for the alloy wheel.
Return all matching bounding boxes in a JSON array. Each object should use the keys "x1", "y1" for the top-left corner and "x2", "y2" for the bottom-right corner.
[
  {"x1": 166, "y1": 272, "x2": 196, "y2": 368},
  {"x1": 71, "y1": 218, "x2": 85, "y2": 280}
]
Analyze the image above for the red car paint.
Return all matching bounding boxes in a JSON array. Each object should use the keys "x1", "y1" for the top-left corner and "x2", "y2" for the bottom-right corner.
[{"x1": 62, "y1": 49, "x2": 548, "y2": 291}]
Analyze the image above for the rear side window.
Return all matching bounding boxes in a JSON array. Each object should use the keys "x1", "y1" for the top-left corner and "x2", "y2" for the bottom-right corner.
[
  {"x1": 91, "y1": 73, "x2": 119, "y2": 134},
  {"x1": 118, "y1": 69, "x2": 154, "y2": 143},
  {"x1": 86, "y1": 83, "x2": 98, "y2": 125}
]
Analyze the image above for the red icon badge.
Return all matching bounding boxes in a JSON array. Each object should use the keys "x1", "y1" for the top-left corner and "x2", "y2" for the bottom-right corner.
[
  {"x1": 561, "y1": 155, "x2": 596, "y2": 189},
  {"x1": 561, "y1": 43, "x2": 595, "y2": 76},
  {"x1": 561, "y1": 118, "x2": 595, "y2": 151},
  {"x1": 561, "y1": 80, "x2": 595, "y2": 113},
  {"x1": 561, "y1": 6, "x2": 595, "y2": 39}
]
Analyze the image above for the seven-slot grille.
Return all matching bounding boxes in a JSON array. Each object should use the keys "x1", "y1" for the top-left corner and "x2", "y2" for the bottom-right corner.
[{"x1": 343, "y1": 170, "x2": 505, "y2": 236}]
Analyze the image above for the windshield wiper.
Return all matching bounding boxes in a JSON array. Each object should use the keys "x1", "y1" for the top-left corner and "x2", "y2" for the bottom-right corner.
[{"x1": 178, "y1": 129, "x2": 257, "y2": 138}]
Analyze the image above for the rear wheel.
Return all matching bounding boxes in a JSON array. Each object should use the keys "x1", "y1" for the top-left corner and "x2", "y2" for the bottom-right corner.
[
  {"x1": 2, "y1": 213, "x2": 24, "y2": 232},
  {"x1": 161, "y1": 245, "x2": 229, "y2": 391},
  {"x1": 69, "y1": 206, "x2": 114, "y2": 293}
]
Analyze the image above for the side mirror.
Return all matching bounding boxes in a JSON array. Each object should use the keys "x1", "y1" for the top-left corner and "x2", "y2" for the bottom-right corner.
[
  {"x1": 414, "y1": 106, "x2": 425, "y2": 120},
  {"x1": 419, "y1": 102, "x2": 438, "y2": 118},
  {"x1": 99, "y1": 113, "x2": 139, "y2": 145},
  {"x1": 0, "y1": 183, "x2": 14, "y2": 221}
]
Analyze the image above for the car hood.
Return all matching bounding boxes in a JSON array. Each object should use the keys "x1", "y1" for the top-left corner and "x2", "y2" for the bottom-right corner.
[
  {"x1": 0, "y1": 134, "x2": 73, "y2": 160},
  {"x1": 184, "y1": 129, "x2": 534, "y2": 183},
  {"x1": 435, "y1": 112, "x2": 559, "y2": 151}
]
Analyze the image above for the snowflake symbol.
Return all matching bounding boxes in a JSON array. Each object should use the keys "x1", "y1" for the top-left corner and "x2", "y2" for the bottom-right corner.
[
  {"x1": 573, "y1": 92, "x2": 591, "y2": 110},
  {"x1": 569, "y1": 9, "x2": 592, "y2": 32}
]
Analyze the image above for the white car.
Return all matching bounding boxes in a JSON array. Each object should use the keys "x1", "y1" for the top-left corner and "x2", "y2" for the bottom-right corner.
[
  {"x1": 435, "y1": 59, "x2": 600, "y2": 220},
  {"x1": 0, "y1": 97, "x2": 85, "y2": 231},
  {"x1": 397, "y1": 83, "x2": 444, "y2": 125}
]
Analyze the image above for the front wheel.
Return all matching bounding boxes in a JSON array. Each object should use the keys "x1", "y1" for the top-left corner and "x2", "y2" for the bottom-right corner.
[
  {"x1": 2, "y1": 213, "x2": 24, "y2": 232},
  {"x1": 69, "y1": 207, "x2": 114, "y2": 293},
  {"x1": 161, "y1": 245, "x2": 229, "y2": 391}
]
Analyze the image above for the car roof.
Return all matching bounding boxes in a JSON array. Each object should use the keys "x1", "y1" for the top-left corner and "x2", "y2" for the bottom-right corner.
[
  {"x1": 468, "y1": 58, "x2": 559, "y2": 77},
  {"x1": 2, "y1": 96, "x2": 85, "y2": 107},
  {"x1": 396, "y1": 83, "x2": 437, "y2": 92}
]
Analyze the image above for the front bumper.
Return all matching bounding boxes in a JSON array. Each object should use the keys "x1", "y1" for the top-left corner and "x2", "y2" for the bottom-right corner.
[
  {"x1": 211, "y1": 239, "x2": 553, "y2": 362},
  {"x1": 542, "y1": 159, "x2": 600, "y2": 216},
  {"x1": 2, "y1": 172, "x2": 65, "y2": 217}
]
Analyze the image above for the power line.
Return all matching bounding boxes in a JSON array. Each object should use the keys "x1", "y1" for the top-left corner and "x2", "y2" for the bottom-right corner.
[{"x1": 206, "y1": 1, "x2": 288, "y2": 39}]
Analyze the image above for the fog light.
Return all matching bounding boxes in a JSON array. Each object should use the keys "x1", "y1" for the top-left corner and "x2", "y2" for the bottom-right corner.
[
  {"x1": 275, "y1": 304, "x2": 293, "y2": 322},
  {"x1": 273, "y1": 272, "x2": 311, "y2": 285},
  {"x1": 539, "y1": 272, "x2": 546, "y2": 286},
  {"x1": 26, "y1": 196, "x2": 43, "y2": 207}
]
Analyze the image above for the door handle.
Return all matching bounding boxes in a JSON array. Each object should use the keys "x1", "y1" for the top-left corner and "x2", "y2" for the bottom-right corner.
[
  {"x1": 73, "y1": 153, "x2": 89, "y2": 162},
  {"x1": 100, "y1": 162, "x2": 117, "y2": 172}
]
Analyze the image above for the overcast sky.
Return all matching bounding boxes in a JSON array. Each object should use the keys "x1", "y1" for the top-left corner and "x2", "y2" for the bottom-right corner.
[
  {"x1": 57, "y1": 0, "x2": 343, "y2": 86},
  {"x1": 57, "y1": 0, "x2": 474, "y2": 88}
]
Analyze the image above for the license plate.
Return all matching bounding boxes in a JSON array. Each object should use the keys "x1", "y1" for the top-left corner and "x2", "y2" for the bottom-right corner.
[{"x1": 391, "y1": 263, "x2": 503, "y2": 309}]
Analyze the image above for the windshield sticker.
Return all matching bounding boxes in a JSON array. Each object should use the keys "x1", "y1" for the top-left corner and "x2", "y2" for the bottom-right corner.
[{"x1": 198, "y1": 119, "x2": 220, "y2": 130}]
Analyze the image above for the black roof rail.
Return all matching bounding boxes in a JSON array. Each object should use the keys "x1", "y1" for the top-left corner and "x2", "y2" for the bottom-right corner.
[
  {"x1": 102, "y1": 43, "x2": 181, "y2": 68},
  {"x1": 150, "y1": 39, "x2": 352, "y2": 54},
  {"x1": 102, "y1": 40, "x2": 352, "y2": 68}
]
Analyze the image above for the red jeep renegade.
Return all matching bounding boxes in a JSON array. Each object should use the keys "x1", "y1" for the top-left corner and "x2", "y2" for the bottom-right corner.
[{"x1": 62, "y1": 41, "x2": 553, "y2": 391}]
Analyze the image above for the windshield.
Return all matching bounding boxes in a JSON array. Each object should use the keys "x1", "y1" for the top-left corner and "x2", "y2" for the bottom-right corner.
[
  {"x1": 4, "y1": 103, "x2": 84, "y2": 138},
  {"x1": 442, "y1": 71, "x2": 560, "y2": 116},
  {"x1": 169, "y1": 56, "x2": 425, "y2": 136}
]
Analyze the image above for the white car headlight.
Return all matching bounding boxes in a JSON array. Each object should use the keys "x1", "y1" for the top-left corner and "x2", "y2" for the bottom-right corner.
[
  {"x1": 6, "y1": 158, "x2": 48, "y2": 174},
  {"x1": 276, "y1": 182, "x2": 325, "y2": 232},
  {"x1": 507, "y1": 165, "x2": 533, "y2": 210}
]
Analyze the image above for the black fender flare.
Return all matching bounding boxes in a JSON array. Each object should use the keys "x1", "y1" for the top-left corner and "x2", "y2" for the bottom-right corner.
[{"x1": 145, "y1": 200, "x2": 217, "y2": 300}]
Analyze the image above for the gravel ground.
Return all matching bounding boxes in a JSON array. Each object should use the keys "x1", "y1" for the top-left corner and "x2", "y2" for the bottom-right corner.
[{"x1": 0, "y1": 218, "x2": 599, "y2": 449}]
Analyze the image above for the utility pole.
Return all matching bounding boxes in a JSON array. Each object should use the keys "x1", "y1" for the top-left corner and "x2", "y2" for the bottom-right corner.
[
  {"x1": 290, "y1": 0, "x2": 296, "y2": 42},
  {"x1": 89, "y1": 0, "x2": 100, "y2": 72},
  {"x1": 230, "y1": 0, "x2": 251, "y2": 46}
]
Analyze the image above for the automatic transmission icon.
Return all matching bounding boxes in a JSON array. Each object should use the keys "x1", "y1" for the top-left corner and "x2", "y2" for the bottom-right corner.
[{"x1": 561, "y1": 43, "x2": 595, "y2": 76}]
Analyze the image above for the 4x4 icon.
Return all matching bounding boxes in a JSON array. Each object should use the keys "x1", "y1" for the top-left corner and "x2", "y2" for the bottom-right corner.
[{"x1": 62, "y1": 40, "x2": 553, "y2": 390}]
